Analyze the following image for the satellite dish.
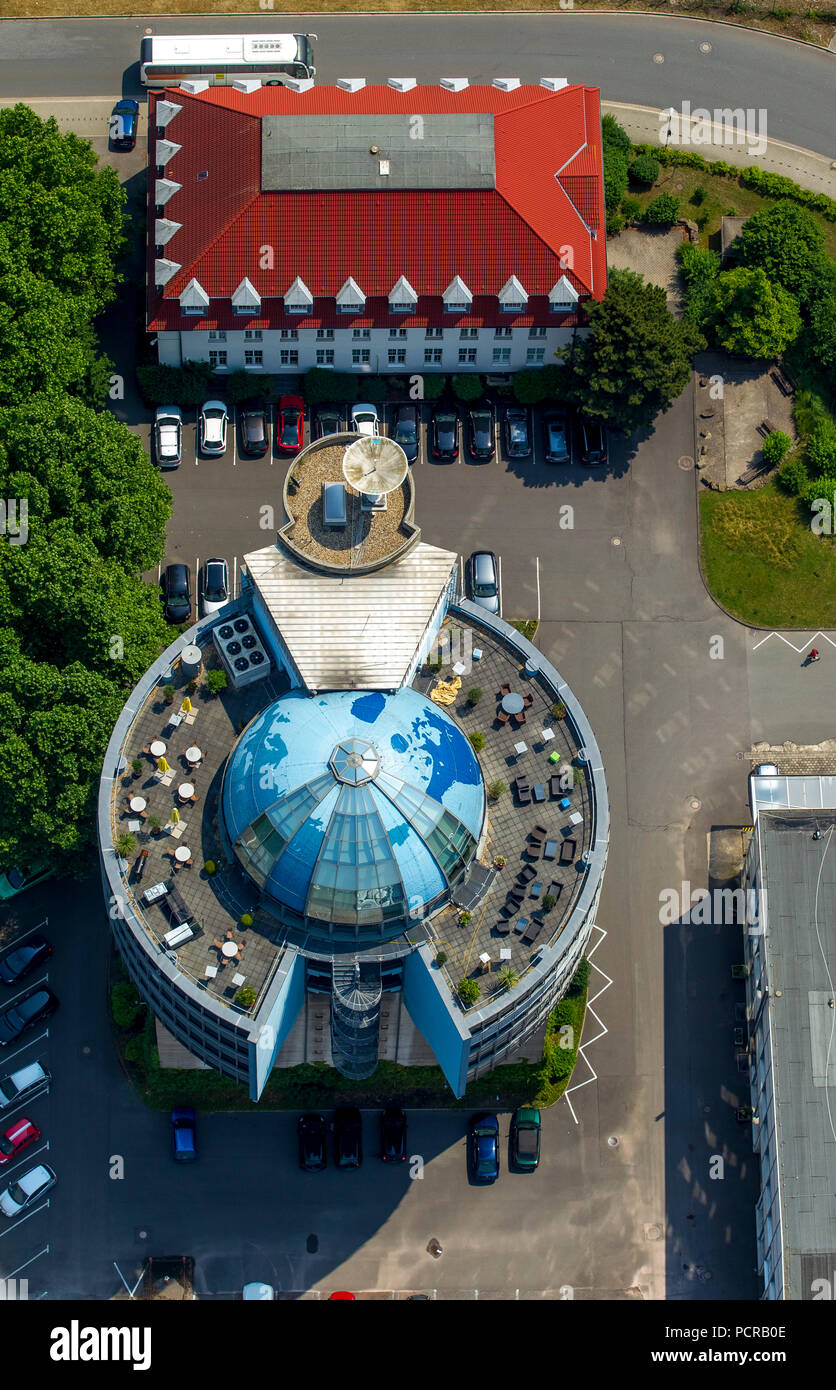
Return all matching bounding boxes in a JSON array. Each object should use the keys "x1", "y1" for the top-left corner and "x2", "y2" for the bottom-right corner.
[{"x1": 342, "y1": 436, "x2": 408, "y2": 496}]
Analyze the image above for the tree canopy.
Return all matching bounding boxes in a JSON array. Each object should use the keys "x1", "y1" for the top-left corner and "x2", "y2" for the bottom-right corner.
[
  {"x1": 738, "y1": 200, "x2": 826, "y2": 309},
  {"x1": 709, "y1": 266, "x2": 803, "y2": 360},
  {"x1": 561, "y1": 269, "x2": 704, "y2": 435}
]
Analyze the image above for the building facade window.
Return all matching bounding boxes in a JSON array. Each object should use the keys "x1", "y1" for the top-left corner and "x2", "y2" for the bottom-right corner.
[
  {"x1": 209, "y1": 350, "x2": 227, "y2": 368},
  {"x1": 528, "y1": 326, "x2": 546, "y2": 338},
  {"x1": 425, "y1": 327, "x2": 443, "y2": 339},
  {"x1": 460, "y1": 327, "x2": 478, "y2": 339},
  {"x1": 353, "y1": 328, "x2": 370, "y2": 339},
  {"x1": 280, "y1": 349, "x2": 298, "y2": 366},
  {"x1": 390, "y1": 302, "x2": 415, "y2": 314},
  {"x1": 287, "y1": 304, "x2": 311, "y2": 315},
  {"x1": 388, "y1": 349, "x2": 406, "y2": 364},
  {"x1": 244, "y1": 350, "x2": 263, "y2": 367},
  {"x1": 526, "y1": 347, "x2": 545, "y2": 364},
  {"x1": 244, "y1": 329, "x2": 262, "y2": 341},
  {"x1": 208, "y1": 330, "x2": 226, "y2": 342},
  {"x1": 316, "y1": 349, "x2": 335, "y2": 365},
  {"x1": 494, "y1": 327, "x2": 512, "y2": 338},
  {"x1": 316, "y1": 328, "x2": 334, "y2": 340},
  {"x1": 445, "y1": 302, "x2": 469, "y2": 314},
  {"x1": 280, "y1": 329, "x2": 298, "y2": 341},
  {"x1": 492, "y1": 347, "x2": 511, "y2": 363},
  {"x1": 352, "y1": 348, "x2": 371, "y2": 364},
  {"x1": 389, "y1": 328, "x2": 407, "y2": 339},
  {"x1": 458, "y1": 348, "x2": 477, "y2": 364},
  {"x1": 424, "y1": 348, "x2": 443, "y2": 364}
]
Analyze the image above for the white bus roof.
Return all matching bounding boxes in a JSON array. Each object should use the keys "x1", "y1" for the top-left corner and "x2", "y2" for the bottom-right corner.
[{"x1": 147, "y1": 34, "x2": 300, "y2": 64}]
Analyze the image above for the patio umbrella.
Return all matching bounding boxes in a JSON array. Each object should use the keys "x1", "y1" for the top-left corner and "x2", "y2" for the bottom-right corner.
[
  {"x1": 182, "y1": 696, "x2": 192, "y2": 712},
  {"x1": 157, "y1": 756, "x2": 170, "y2": 773},
  {"x1": 171, "y1": 807, "x2": 180, "y2": 824}
]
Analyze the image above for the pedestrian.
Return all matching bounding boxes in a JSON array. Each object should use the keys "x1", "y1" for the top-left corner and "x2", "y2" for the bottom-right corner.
[{"x1": 809, "y1": 648, "x2": 820, "y2": 662}]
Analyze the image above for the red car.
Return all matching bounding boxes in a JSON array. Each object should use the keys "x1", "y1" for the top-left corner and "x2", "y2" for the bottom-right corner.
[
  {"x1": 277, "y1": 395, "x2": 305, "y2": 454},
  {"x1": 0, "y1": 1116, "x2": 41, "y2": 1165}
]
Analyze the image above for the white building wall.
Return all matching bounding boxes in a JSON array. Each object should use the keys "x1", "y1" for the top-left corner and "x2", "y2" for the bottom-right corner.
[{"x1": 177, "y1": 324, "x2": 580, "y2": 375}]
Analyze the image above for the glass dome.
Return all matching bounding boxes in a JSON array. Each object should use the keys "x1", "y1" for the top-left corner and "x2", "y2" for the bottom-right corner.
[{"x1": 221, "y1": 689, "x2": 485, "y2": 938}]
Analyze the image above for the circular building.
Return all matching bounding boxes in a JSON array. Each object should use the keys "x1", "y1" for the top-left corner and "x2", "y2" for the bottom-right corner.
[{"x1": 221, "y1": 689, "x2": 485, "y2": 938}]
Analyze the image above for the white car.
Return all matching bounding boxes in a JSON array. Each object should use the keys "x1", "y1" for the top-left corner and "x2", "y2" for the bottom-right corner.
[
  {"x1": 350, "y1": 403, "x2": 379, "y2": 438},
  {"x1": 154, "y1": 406, "x2": 183, "y2": 469},
  {"x1": 243, "y1": 1283, "x2": 275, "y2": 1300},
  {"x1": 200, "y1": 557, "x2": 230, "y2": 617},
  {"x1": 0, "y1": 1162, "x2": 55, "y2": 1218},
  {"x1": 199, "y1": 400, "x2": 228, "y2": 456}
]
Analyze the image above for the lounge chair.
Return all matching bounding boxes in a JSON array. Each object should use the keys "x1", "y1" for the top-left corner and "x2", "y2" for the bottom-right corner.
[
  {"x1": 526, "y1": 841, "x2": 542, "y2": 860},
  {"x1": 547, "y1": 881, "x2": 563, "y2": 904},
  {"x1": 523, "y1": 692, "x2": 534, "y2": 708},
  {"x1": 559, "y1": 838, "x2": 576, "y2": 865},
  {"x1": 517, "y1": 865, "x2": 536, "y2": 885},
  {"x1": 507, "y1": 887, "x2": 525, "y2": 905},
  {"x1": 496, "y1": 709, "x2": 510, "y2": 726},
  {"x1": 549, "y1": 775, "x2": 564, "y2": 798},
  {"x1": 498, "y1": 683, "x2": 511, "y2": 698},
  {"x1": 500, "y1": 900, "x2": 518, "y2": 918},
  {"x1": 529, "y1": 824, "x2": 547, "y2": 839},
  {"x1": 521, "y1": 917, "x2": 544, "y2": 945},
  {"x1": 512, "y1": 710, "x2": 527, "y2": 727},
  {"x1": 495, "y1": 918, "x2": 511, "y2": 936}
]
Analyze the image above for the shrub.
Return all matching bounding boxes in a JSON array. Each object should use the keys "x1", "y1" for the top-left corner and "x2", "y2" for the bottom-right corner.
[
  {"x1": 710, "y1": 160, "x2": 736, "y2": 177},
  {"x1": 223, "y1": 369, "x2": 275, "y2": 404},
  {"x1": 304, "y1": 368, "x2": 358, "y2": 405},
  {"x1": 457, "y1": 977, "x2": 481, "y2": 1006},
  {"x1": 435, "y1": 951, "x2": 448, "y2": 967},
  {"x1": 606, "y1": 209, "x2": 626, "y2": 236},
  {"x1": 458, "y1": 911, "x2": 472, "y2": 926},
  {"x1": 621, "y1": 196, "x2": 642, "y2": 221},
  {"x1": 493, "y1": 855, "x2": 506, "y2": 868},
  {"x1": 451, "y1": 373, "x2": 484, "y2": 402},
  {"x1": 499, "y1": 967, "x2": 520, "y2": 989},
  {"x1": 240, "y1": 912, "x2": 254, "y2": 927},
  {"x1": 419, "y1": 373, "x2": 447, "y2": 401},
  {"x1": 136, "y1": 361, "x2": 212, "y2": 407},
  {"x1": 234, "y1": 986, "x2": 257, "y2": 1009},
  {"x1": 800, "y1": 473, "x2": 836, "y2": 512},
  {"x1": 551, "y1": 700, "x2": 567, "y2": 720},
  {"x1": 542, "y1": 893, "x2": 557, "y2": 912},
  {"x1": 644, "y1": 193, "x2": 681, "y2": 225},
  {"x1": 488, "y1": 780, "x2": 507, "y2": 800},
  {"x1": 807, "y1": 419, "x2": 836, "y2": 475},
  {"x1": 115, "y1": 832, "x2": 136, "y2": 858},
  {"x1": 186, "y1": 680, "x2": 198, "y2": 695},
  {"x1": 603, "y1": 145, "x2": 628, "y2": 213},
  {"x1": 205, "y1": 669, "x2": 228, "y2": 696},
  {"x1": 124, "y1": 1035, "x2": 145, "y2": 1065},
  {"x1": 568, "y1": 958, "x2": 590, "y2": 995},
  {"x1": 628, "y1": 154, "x2": 660, "y2": 186},
  {"x1": 690, "y1": 185, "x2": 708, "y2": 206},
  {"x1": 761, "y1": 431, "x2": 792, "y2": 469},
  {"x1": 467, "y1": 687, "x2": 483, "y2": 706},
  {"x1": 131, "y1": 758, "x2": 143, "y2": 775},
  {"x1": 147, "y1": 814, "x2": 162, "y2": 834},
  {"x1": 204, "y1": 860, "x2": 217, "y2": 874},
  {"x1": 111, "y1": 982, "x2": 144, "y2": 1029},
  {"x1": 163, "y1": 683, "x2": 175, "y2": 703},
  {"x1": 513, "y1": 368, "x2": 548, "y2": 406},
  {"x1": 358, "y1": 375, "x2": 387, "y2": 405},
  {"x1": 601, "y1": 113, "x2": 631, "y2": 154},
  {"x1": 469, "y1": 731, "x2": 485, "y2": 752},
  {"x1": 777, "y1": 454, "x2": 809, "y2": 495}
]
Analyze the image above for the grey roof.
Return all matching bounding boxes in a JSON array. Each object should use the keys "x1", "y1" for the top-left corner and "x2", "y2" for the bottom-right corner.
[
  {"x1": 261, "y1": 114, "x2": 495, "y2": 191},
  {"x1": 757, "y1": 807, "x2": 836, "y2": 1297}
]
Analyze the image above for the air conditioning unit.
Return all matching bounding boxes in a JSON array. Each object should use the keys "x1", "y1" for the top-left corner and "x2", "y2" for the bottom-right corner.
[{"x1": 212, "y1": 614, "x2": 271, "y2": 689}]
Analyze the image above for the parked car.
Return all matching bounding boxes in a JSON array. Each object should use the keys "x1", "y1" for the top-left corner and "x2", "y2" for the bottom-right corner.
[
  {"x1": 161, "y1": 563, "x2": 192, "y2": 624},
  {"x1": 0, "y1": 989, "x2": 58, "y2": 1048},
  {"x1": 110, "y1": 98, "x2": 139, "y2": 151},
  {"x1": 0, "y1": 863, "x2": 51, "y2": 902},
  {"x1": 544, "y1": 408, "x2": 571, "y2": 464},
  {"x1": 468, "y1": 1114, "x2": 500, "y2": 1184},
  {"x1": 334, "y1": 1106, "x2": 362, "y2": 1168},
  {"x1": 153, "y1": 406, "x2": 183, "y2": 469},
  {"x1": 198, "y1": 400, "x2": 228, "y2": 456},
  {"x1": 504, "y1": 406, "x2": 532, "y2": 459},
  {"x1": 328, "y1": 1291, "x2": 357, "y2": 1300},
  {"x1": 0, "y1": 1117, "x2": 41, "y2": 1167},
  {"x1": 431, "y1": 404, "x2": 459, "y2": 461},
  {"x1": 580, "y1": 418, "x2": 607, "y2": 466},
  {"x1": 0, "y1": 934, "x2": 52, "y2": 987},
  {"x1": 243, "y1": 1283, "x2": 276, "y2": 1300},
  {"x1": 392, "y1": 404, "x2": 419, "y2": 464},
  {"x1": 0, "y1": 1061, "x2": 50, "y2": 1110},
  {"x1": 350, "y1": 403, "x2": 379, "y2": 438},
  {"x1": 466, "y1": 550, "x2": 500, "y2": 616},
  {"x1": 298, "y1": 1113, "x2": 327, "y2": 1172},
  {"x1": 171, "y1": 1106, "x2": 197, "y2": 1162},
  {"x1": 238, "y1": 401, "x2": 269, "y2": 458},
  {"x1": 0, "y1": 1163, "x2": 56, "y2": 1218},
  {"x1": 510, "y1": 1106, "x2": 541, "y2": 1171},
  {"x1": 199, "y1": 558, "x2": 229, "y2": 617},
  {"x1": 467, "y1": 1117, "x2": 497, "y2": 1184},
  {"x1": 313, "y1": 406, "x2": 342, "y2": 438},
  {"x1": 380, "y1": 1106, "x2": 407, "y2": 1162},
  {"x1": 277, "y1": 395, "x2": 305, "y2": 453},
  {"x1": 467, "y1": 400, "x2": 496, "y2": 460}
]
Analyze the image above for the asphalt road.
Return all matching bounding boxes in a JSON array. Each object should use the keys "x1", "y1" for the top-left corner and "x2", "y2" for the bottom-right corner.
[{"x1": 0, "y1": 13, "x2": 833, "y2": 156}]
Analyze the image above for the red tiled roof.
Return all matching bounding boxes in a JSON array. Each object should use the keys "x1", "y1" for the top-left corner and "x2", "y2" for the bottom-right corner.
[{"x1": 148, "y1": 83, "x2": 606, "y2": 332}]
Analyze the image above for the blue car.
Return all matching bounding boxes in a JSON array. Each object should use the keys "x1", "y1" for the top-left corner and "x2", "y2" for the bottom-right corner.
[
  {"x1": 468, "y1": 1113, "x2": 500, "y2": 1184},
  {"x1": 171, "y1": 1106, "x2": 197, "y2": 1162},
  {"x1": 111, "y1": 99, "x2": 139, "y2": 151}
]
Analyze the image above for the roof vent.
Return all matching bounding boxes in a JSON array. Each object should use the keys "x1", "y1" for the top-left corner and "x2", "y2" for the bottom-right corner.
[
  {"x1": 370, "y1": 145, "x2": 380, "y2": 155},
  {"x1": 379, "y1": 159, "x2": 390, "y2": 176}
]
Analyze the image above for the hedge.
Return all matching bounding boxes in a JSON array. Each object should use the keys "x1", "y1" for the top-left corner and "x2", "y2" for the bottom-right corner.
[{"x1": 632, "y1": 145, "x2": 836, "y2": 221}]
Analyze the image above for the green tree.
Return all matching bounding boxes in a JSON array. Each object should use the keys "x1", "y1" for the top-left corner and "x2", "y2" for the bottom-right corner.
[
  {"x1": 738, "y1": 200, "x2": 826, "y2": 308},
  {"x1": 603, "y1": 145, "x2": 628, "y2": 214},
  {"x1": 807, "y1": 418, "x2": 836, "y2": 475},
  {"x1": 513, "y1": 368, "x2": 548, "y2": 405},
  {"x1": 457, "y1": 978, "x2": 481, "y2": 1006},
  {"x1": 419, "y1": 373, "x2": 447, "y2": 401},
  {"x1": 561, "y1": 269, "x2": 703, "y2": 434},
  {"x1": 628, "y1": 154, "x2": 660, "y2": 185},
  {"x1": 0, "y1": 260, "x2": 113, "y2": 406},
  {"x1": 806, "y1": 282, "x2": 836, "y2": 370},
  {"x1": 111, "y1": 981, "x2": 144, "y2": 1029},
  {"x1": 761, "y1": 431, "x2": 792, "y2": 468},
  {"x1": 601, "y1": 113, "x2": 631, "y2": 155},
  {"x1": 777, "y1": 454, "x2": 809, "y2": 495},
  {"x1": 677, "y1": 243, "x2": 721, "y2": 330},
  {"x1": 451, "y1": 373, "x2": 483, "y2": 402},
  {"x1": 643, "y1": 193, "x2": 681, "y2": 225},
  {"x1": 304, "y1": 368, "x2": 358, "y2": 405},
  {"x1": 710, "y1": 266, "x2": 802, "y2": 359}
]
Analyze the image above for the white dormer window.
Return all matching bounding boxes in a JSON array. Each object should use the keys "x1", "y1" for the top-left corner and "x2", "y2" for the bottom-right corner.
[
  {"x1": 391, "y1": 302, "x2": 416, "y2": 314},
  {"x1": 231, "y1": 276, "x2": 261, "y2": 318},
  {"x1": 179, "y1": 277, "x2": 209, "y2": 317},
  {"x1": 549, "y1": 275, "x2": 579, "y2": 313},
  {"x1": 284, "y1": 276, "x2": 314, "y2": 316},
  {"x1": 336, "y1": 276, "x2": 365, "y2": 315},
  {"x1": 498, "y1": 275, "x2": 528, "y2": 314},
  {"x1": 443, "y1": 275, "x2": 472, "y2": 315},
  {"x1": 389, "y1": 275, "x2": 418, "y2": 314}
]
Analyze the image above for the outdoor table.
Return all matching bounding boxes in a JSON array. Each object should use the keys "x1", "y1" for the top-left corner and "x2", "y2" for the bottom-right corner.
[
  {"x1": 143, "y1": 882, "x2": 168, "y2": 904},
  {"x1": 514, "y1": 917, "x2": 528, "y2": 935},
  {"x1": 568, "y1": 811, "x2": 583, "y2": 826},
  {"x1": 167, "y1": 712, "x2": 183, "y2": 729},
  {"x1": 541, "y1": 728, "x2": 555, "y2": 743},
  {"x1": 129, "y1": 796, "x2": 147, "y2": 813},
  {"x1": 513, "y1": 740, "x2": 527, "y2": 756},
  {"x1": 150, "y1": 740, "x2": 166, "y2": 758},
  {"x1": 502, "y1": 692, "x2": 525, "y2": 715},
  {"x1": 530, "y1": 882, "x2": 543, "y2": 899},
  {"x1": 499, "y1": 948, "x2": 512, "y2": 963},
  {"x1": 231, "y1": 972, "x2": 246, "y2": 988},
  {"x1": 479, "y1": 952, "x2": 491, "y2": 970},
  {"x1": 544, "y1": 840, "x2": 558, "y2": 860},
  {"x1": 204, "y1": 965, "x2": 218, "y2": 979},
  {"x1": 178, "y1": 782, "x2": 195, "y2": 802},
  {"x1": 185, "y1": 746, "x2": 202, "y2": 765},
  {"x1": 222, "y1": 941, "x2": 239, "y2": 959},
  {"x1": 453, "y1": 661, "x2": 466, "y2": 676},
  {"x1": 127, "y1": 819, "x2": 141, "y2": 833},
  {"x1": 533, "y1": 784, "x2": 546, "y2": 803},
  {"x1": 174, "y1": 845, "x2": 191, "y2": 864}
]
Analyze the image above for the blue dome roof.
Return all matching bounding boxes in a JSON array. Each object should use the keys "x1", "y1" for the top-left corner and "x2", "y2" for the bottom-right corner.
[{"x1": 222, "y1": 689, "x2": 485, "y2": 935}]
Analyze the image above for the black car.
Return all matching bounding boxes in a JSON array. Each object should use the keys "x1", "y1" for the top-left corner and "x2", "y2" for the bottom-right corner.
[
  {"x1": 467, "y1": 1113, "x2": 500, "y2": 1184},
  {"x1": 110, "y1": 98, "x2": 139, "y2": 151},
  {"x1": 313, "y1": 407, "x2": 342, "y2": 439},
  {"x1": 467, "y1": 400, "x2": 496, "y2": 460},
  {"x1": 238, "y1": 401, "x2": 269, "y2": 457},
  {"x1": 161, "y1": 563, "x2": 192, "y2": 625},
  {"x1": 0, "y1": 935, "x2": 52, "y2": 987},
  {"x1": 380, "y1": 1106, "x2": 407, "y2": 1163},
  {"x1": 544, "y1": 408, "x2": 571, "y2": 465},
  {"x1": 504, "y1": 406, "x2": 532, "y2": 459},
  {"x1": 0, "y1": 988, "x2": 58, "y2": 1046},
  {"x1": 392, "y1": 404, "x2": 419, "y2": 464},
  {"x1": 298, "y1": 1112, "x2": 327, "y2": 1171},
  {"x1": 580, "y1": 418, "x2": 608, "y2": 466},
  {"x1": 334, "y1": 1106, "x2": 362, "y2": 1168},
  {"x1": 431, "y1": 405, "x2": 459, "y2": 461}
]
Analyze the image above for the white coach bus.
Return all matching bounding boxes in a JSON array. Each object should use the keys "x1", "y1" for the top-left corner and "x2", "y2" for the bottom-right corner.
[{"x1": 140, "y1": 33, "x2": 316, "y2": 88}]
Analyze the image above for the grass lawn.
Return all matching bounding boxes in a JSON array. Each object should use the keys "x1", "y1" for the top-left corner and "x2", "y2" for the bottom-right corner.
[
  {"x1": 624, "y1": 165, "x2": 836, "y2": 261},
  {"x1": 700, "y1": 484, "x2": 836, "y2": 627}
]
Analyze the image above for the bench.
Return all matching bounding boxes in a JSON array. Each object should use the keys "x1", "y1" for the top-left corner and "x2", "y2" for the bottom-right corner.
[
  {"x1": 521, "y1": 918, "x2": 544, "y2": 946},
  {"x1": 757, "y1": 418, "x2": 777, "y2": 439},
  {"x1": 163, "y1": 922, "x2": 195, "y2": 949},
  {"x1": 165, "y1": 883, "x2": 192, "y2": 928},
  {"x1": 559, "y1": 839, "x2": 576, "y2": 865}
]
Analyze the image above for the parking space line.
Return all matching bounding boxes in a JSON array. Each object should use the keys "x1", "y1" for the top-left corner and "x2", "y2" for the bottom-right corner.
[
  {"x1": 2, "y1": 1140, "x2": 51, "y2": 1179},
  {"x1": 3, "y1": 920, "x2": 48, "y2": 949},
  {"x1": 535, "y1": 555, "x2": 541, "y2": 625},
  {"x1": 498, "y1": 554, "x2": 504, "y2": 616},
  {"x1": 233, "y1": 555, "x2": 238, "y2": 599},
  {"x1": 194, "y1": 409, "x2": 200, "y2": 468},
  {"x1": 2, "y1": 1245, "x2": 49, "y2": 1280},
  {"x1": 232, "y1": 407, "x2": 237, "y2": 467},
  {"x1": 0, "y1": 1030, "x2": 50, "y2": 1067},
  {"x1": 0, "y1": 1198, "x2": 50, "y2": 1238}
]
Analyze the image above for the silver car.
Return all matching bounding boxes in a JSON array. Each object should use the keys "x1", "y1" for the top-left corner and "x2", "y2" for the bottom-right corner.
[
  {"x1": 199, "y1": 400, "x2": 228, "y2": 456},
  {"x1": 200, "y1": 557, "x2": 230, "y2": 617},
  {"x1": 467, "y1": 550, "x2": 500, "y2": 616},
  {"x1": 154, "y1": 406, "x2": 183, "y2": 469},
  {"x1": 350, "y1": 403, "x2": 379, "y2": 438},
  {"x1": 0, "y1": 1162, "x2": 56, "y2": 1218}
]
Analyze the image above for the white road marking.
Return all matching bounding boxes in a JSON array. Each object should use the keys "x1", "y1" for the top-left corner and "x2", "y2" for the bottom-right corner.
[
  {"x1": 1, "y1": 1244, "x2": 49, "y2": 1280},
  {"x1": 535, "y1": 555, "x2": 541, "y2": 625},
  {"x1": 1, "y1": 920, "x2": 48, "y2": 950},
  {"x1": 0, "y1": 1029, "x2": 50, "y2": 1067},
  {"x1": 752, "y1": 630, "x2": 836, "y2": 652},
  {"x1": 0, "y1": 1198, "x2": 51, "y2": 1237},
  {"x1": 498, "y1": 553, "x2": 504, "y2": 617},
  {"x1": 233, "y1": 556, "x2": 238, "y2": 600},
  {"x1": 563, "y1": 923, "x2": 613, "y2": 1125}
]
